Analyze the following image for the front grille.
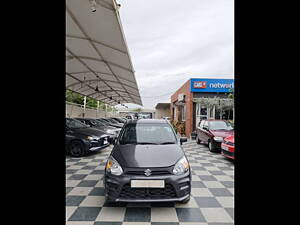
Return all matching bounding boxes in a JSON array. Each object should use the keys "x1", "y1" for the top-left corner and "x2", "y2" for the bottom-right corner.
[
  {"x1": 223, "y1": 141, "x2": 234, "y2": 146},
  {"x1": 107, "y1": 182, "x2": 120, "y2": 197},
  {"x1": 125, "y1": 167, "x2": 172, "y2": 176},
  {"x1": 91, "y1": 142, "x2": 101, "y2": 147},
  {"x1": 222, "y1": 149, "x2": 234, "y2": 157},
  {"x1": 125, "y1": 170, "x2": 171, "y2": 176},
  {"x1": 119, "y1": 183, "x2": 177, "y2": 199},
  {"x1": 99, "y1": 136, "x2": 109, "y2": 145}
]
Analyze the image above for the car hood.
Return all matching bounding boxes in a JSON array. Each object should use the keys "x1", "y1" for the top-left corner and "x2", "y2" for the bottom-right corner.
[
  {"x1": 210, "y1": 130, "x2": 234, "y2": 138},
  {"x1": 106, "y1": 126, "x2": 120, "y2": 130},
  {"x1": 112, "y1": 144, "x2": 184, "y2": 168},
  {"x1": 109, "y1": 123, "x2": 123, "y2": 128},
  {"x1": 93, "y1": 126, "x2": 117, "y2": 133},
  {"x1": 72, "y1": 127, "x2": 107, "y2": 137}
]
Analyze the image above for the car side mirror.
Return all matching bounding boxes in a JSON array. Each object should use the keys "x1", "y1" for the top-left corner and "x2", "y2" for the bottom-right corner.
[
  {"x1": 180, "y1": 137, "x2": 187, "y2": 144},
  {"x1": 203, "y1": 126, "x2": 208, "y2": 130}
]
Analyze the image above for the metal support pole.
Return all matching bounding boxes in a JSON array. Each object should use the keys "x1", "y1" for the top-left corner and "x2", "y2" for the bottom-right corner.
[
  {"x1": 83, "y1": 96, "x2": 87, "y2": 118},
  {"x1": 97, "y1": 101, "x2": 99, "y2": 118}
]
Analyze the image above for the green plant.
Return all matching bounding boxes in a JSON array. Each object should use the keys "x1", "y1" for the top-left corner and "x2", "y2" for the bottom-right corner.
[{"x1": 66, "y1": 90, "x2": 104, "y2": 108}]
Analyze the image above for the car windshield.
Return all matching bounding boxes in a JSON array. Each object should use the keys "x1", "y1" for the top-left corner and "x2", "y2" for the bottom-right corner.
[
  {"x1": 119, "y1": 123, "x2": 177, "y2": 145},
  {"x1": 114, "y1": 118, "x2": 125, "y2": 123},
  {"x1": 88, "y1": 119, "x2": 105, "y2": 126},
  {"x1": 209, "y1": 121, "x2": 233, "y2": 131},
  {"x1": 66, "y1": 118, "x2": 89, "y2": 129},
  {"x1": 97, "y1": 119, "x2": 109, "y2": 125},
  {"x1": 101, "y1": 118, "x2": 111, "y2": 123},
  {"x1": 109, "y1": 118, "x2": 119, "y2": 124}
]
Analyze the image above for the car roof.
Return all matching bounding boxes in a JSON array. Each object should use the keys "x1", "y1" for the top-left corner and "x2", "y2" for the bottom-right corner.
[{"x1": 126, "y1": 119, "x2": 168, "y2": 124}]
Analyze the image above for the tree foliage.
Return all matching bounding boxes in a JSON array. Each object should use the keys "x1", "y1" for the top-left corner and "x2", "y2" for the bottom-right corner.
[
  {"x1": 132, "y1": 108, "x2": 143, "y2": 112},
  {"x1": 227, "y1": 88, "x2": 234, "y2": 99},
  {"x1": 66, "y1": 90, "x2": 115, "y2": 110}
]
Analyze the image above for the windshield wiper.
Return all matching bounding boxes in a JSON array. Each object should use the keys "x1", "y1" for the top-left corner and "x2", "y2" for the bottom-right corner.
[
  {"x1": 159, "y1": 142, "x2": 176, "y2": 145},
  {"x1": 120, "y1": 142, "x2": 137, "y2": 145},
  {"x1": 136, "y1": 142, "x2": 158, "y2": 145}
]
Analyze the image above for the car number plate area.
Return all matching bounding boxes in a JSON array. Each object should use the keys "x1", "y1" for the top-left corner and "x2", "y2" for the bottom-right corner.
[
  {"x1": 131, "y1": 180, "x2": 165, "y2": 188},
  {"x1": 222, "y1": 145, "x2": 229, "y2": 151}
]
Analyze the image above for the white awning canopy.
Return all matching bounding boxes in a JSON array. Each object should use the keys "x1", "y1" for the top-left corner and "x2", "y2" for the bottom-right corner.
[{"x1": 66, "y1": 0, "x2": 142, "y2": 106}]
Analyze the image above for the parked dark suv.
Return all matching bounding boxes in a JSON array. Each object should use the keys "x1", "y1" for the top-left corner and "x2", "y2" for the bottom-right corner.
[
  {"x1": 196, "y1": 119, "x2": 234, "y2": 152},
  {"x1": 75, "y1": 118, "x2": 121, "y2": 143},
  {"x1": 104, "y1": 119, "x2": 190, "y2": 203},
  {"x1": 66, "y1": 118, "x2": 110, "y2": 157},
  {"x1": 96, "y1": 118, "x2": 123, "y2": 128}
]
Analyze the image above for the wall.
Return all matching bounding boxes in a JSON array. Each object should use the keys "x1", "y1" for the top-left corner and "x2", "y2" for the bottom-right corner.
[
  {"x1": 155, "y1": 105, "x2": 171, "y2": 119},
  {"x1": 170, "y1": 79, "x2": 193, "y2": 138},
  {"x1": 66, "y1": 102, "x2": 116, "y2": 118}
]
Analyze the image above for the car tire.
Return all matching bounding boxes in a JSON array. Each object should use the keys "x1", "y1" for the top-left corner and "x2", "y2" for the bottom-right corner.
[
  {"x1": 197, "y1": 137, "x2": 201, "y2": 144},
  {"x1": 69, "y1": 140, "x2": 86, "y2": 157},
  {"x1": 181, "y1": 195, "x2": 190, "y2": 203},
  {"x1": 208, "y1": 140, "x2": 216, "y2": 152}
]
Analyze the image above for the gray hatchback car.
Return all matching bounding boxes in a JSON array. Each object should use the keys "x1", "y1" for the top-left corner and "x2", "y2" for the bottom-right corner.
[{"x1": 104, "y1": 119, "x2": 191, "y2": 203}]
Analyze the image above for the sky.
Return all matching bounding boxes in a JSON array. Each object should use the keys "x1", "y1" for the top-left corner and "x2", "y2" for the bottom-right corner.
[{"x1": 116, "y1": 0, "x2": 234, "y2": 109}]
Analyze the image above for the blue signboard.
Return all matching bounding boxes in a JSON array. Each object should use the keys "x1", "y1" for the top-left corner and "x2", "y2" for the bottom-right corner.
[{"x1": 190, "y1": 78, "x2": 234, "y2": 93}]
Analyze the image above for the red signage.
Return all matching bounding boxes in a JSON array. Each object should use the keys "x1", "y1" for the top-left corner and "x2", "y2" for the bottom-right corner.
[{"x1": 194, "y1": 81, "x2": 207, "y2": 89}]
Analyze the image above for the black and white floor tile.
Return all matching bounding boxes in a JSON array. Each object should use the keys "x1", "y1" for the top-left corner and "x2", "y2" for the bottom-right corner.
[{"x1": 66, "y1": 140, "x2": 234, "y2": 225}]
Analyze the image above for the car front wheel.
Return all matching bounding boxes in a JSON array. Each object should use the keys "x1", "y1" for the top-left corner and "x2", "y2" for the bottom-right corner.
[
  {"x1": 69, "y1": 140, "x2": 86, "y2": 157},
  {"x1": 197, "y1": 136, "x2": 201, "y2": 144},
  {"x1": 208, "y1": 140, "x2": 216, "y2": 152}
]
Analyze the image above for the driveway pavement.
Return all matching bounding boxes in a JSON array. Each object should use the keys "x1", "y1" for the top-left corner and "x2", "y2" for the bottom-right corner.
[{"x1": 66, "y1": 140, "x2": 234, "y2": 225}]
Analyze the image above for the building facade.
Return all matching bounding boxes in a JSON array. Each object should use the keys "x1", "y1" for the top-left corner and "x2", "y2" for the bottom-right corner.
[
  {"x1": 155, "y1": 103, "x2": 171, "y2": 119},
  {"x1": 170, "y1": 78, "x2": 234, "y2": 137}
]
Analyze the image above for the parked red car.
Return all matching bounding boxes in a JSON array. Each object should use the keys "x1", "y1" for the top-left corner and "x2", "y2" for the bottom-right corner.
[
  {"x1": 196, "y1": 119, "x2": 234, "y2": 152},
  {"x1": 221, "y1": 135, "x2": 235, "y2": 159}
]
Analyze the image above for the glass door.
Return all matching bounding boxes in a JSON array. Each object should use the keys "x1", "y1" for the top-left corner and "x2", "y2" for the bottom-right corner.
[{"x1": 196, "y1": 103, "x2": 208, "y2": 127}]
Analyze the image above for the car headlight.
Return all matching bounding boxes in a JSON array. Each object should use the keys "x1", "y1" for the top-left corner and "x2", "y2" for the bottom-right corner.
[
  {"x1": 86, "y1": 136, "x2": 99, "y2": 141},
  {"x1": 213, "y1": 137, "x2": 223, "y2": 141},
  {"x1": 106, "y1": 156, "x2": 123, "y2": 176},
  {"x1": 173, "y1": 156, "x2": 189, "y2": 175}
]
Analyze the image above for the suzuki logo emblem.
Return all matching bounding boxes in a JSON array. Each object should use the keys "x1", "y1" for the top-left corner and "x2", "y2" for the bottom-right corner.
[{"x1": 144, "y1": 169, "x2": 152, "y2": 176}]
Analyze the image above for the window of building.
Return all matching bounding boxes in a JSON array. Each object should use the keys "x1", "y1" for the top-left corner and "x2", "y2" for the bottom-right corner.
[
  {"x1": 199, "y1": 120, "x2": 205, "y2": 128},
  {"x1": 180, "y1": 105, "x2": 186, "y2": 121},
  {"x1": 196, "y1": 103, "x2": 200, "y2": 116},
  {"x1": 174, "y1": 107, "x2": 177, "y2": 120}
]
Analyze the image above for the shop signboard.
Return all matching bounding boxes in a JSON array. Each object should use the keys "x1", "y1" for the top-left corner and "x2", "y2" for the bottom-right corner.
[{"x1": 190, "y1": 78, "x2": 234, "y2": 93}]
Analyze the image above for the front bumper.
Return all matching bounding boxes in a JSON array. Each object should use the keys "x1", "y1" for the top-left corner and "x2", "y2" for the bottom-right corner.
[
  {"x1": 89, "y1": 143, "x2": 110, "y2": 151},
  {"x1": 104, "y1": 171, "x2": 191, "y2": 202},
  {"x1": 221, "y1": 143, "x2": 235, "y2": 159},
  {"x1": 107, "y1": 134, "x2": 117, "y2": 143},
  {"x1": 88, "y1": 136, "x2": 110, "y2": 151}
]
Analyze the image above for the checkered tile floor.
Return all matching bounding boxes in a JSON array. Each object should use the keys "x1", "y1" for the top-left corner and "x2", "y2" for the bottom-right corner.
[{"x1": 66, "y1": 140, "x2": 234, "y2": 225}]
